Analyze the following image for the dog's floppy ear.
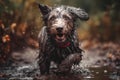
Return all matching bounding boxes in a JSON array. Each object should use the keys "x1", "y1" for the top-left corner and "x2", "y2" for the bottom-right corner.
[
  {"x1": 39, "y1": 4, "x2": 51, "y2": 16},
  {"x1": 68, "y1": 6, "x2": 89, "y2": 21}
]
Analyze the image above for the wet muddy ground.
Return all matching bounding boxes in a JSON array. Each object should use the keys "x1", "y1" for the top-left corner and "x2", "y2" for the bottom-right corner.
[{"x1": 0, "y1": 42, "x2": 120, "y2": 80}]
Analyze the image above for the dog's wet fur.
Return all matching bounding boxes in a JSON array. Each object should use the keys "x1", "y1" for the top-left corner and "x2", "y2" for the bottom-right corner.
[{"x1": 38, "y1": 4, "x2": 89, "y2": 75}]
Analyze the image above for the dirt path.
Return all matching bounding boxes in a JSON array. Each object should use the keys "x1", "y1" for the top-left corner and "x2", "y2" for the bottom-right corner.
[{"x1": 0, "y1": 42, "x2": 120, "y2": 80}]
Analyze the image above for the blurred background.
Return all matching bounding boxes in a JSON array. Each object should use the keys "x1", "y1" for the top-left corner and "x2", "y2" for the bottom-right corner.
[
  {"x1": 0, "y1": 0, "x2": 120, "y2": 42},
  {"x1": 0, "y1": 0, "x2": 120, "y2": 79}
]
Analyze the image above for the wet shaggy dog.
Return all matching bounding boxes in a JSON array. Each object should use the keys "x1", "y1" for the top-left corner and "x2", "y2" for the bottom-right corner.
[{"x1": 38, "y1": 4, "x2": 89, "y2": 75}]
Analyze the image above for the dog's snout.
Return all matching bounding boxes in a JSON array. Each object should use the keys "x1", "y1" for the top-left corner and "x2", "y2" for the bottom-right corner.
[{"x1": 56, "y1": 27, "x2": 63, "y2": 32}]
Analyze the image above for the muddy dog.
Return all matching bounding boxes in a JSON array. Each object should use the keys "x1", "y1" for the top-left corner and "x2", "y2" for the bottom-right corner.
[{"x1": 38, "y1": 4, "x2": 89, "y2": 75}]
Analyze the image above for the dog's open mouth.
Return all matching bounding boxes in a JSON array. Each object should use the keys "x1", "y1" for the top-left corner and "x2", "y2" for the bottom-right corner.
[
  {"x1": 55, "y1": 33, "x2": 66, "y2": 43},
  {"x1": 57, "y1": 33, "x2": 63, "y2": 37}
]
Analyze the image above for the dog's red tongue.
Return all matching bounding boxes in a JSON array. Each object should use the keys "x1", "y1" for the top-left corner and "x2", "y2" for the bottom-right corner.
[{"x1": 57, "y1": 42, "x2": 70, "y2": 48}]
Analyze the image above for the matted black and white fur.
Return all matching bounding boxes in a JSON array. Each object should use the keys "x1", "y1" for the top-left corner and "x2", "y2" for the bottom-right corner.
[{"x1": 38, "y1": 4, "x2": 89, "y2": 75}]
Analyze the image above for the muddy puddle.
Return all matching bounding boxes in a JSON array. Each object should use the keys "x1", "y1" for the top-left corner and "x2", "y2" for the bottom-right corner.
[
  {"x1": 81, "y1": 66, "x2": 119, "y2": 80},
  {"x1": 0, "y1": 47, "x2": 120, "y2": 80},
  {"x1": 0, "y1": 65, "x2": 119, "y2": 80}
]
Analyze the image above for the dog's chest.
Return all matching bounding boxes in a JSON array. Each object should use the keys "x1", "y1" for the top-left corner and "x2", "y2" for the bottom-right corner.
[
  {"x1": 53, "y1": 49, "x2": 70, "y2": 63},
  {"x1": 45, "y1": 41, "x2": 82, "y2": 59}
]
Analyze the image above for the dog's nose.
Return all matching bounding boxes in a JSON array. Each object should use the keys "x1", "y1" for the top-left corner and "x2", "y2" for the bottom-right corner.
[{"x1": 56, "y1": 27, "x2": 63, "y2": 32}]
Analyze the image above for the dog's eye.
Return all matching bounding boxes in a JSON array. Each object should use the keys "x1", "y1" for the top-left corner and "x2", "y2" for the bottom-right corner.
[{"x1": 63, "y1": 15, "x2": 70, "y2": 20}]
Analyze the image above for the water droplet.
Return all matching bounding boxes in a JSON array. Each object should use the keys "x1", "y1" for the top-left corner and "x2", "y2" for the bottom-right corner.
[
  {"x1": 96, "y1": 72, "x2": 99, "y2": 74},
  {"x1": 104, "y1": 70, "x2": 107, "y2": 73}
]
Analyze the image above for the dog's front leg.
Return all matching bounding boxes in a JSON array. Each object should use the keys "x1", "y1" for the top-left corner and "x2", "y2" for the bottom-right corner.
[
  {"x1": 57, "y1": 53, "x2": 82, "y2": 73},
  {"x1": 39, "y1": 57, "x2": 50, "y2": 75}
]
